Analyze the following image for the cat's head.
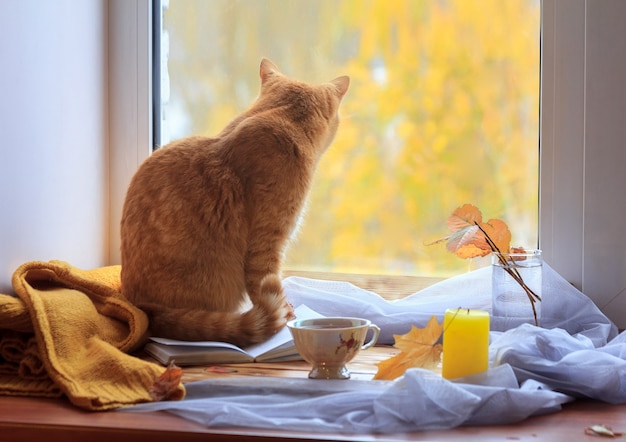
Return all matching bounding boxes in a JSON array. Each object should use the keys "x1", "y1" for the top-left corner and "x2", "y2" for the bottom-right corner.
[{"x1": 257, "y1": 58, "x2": 350, "y2": 157}]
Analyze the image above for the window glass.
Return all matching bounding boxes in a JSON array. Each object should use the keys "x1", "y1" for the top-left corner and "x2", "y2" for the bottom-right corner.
[{"x1": 159, "y1": 0, "x2": 540, "y2": 277}]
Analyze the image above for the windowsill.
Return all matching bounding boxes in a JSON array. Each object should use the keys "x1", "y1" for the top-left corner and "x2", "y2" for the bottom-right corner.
[{"x1": 282, "y1": 270, "x2": 444, "y2": 301}]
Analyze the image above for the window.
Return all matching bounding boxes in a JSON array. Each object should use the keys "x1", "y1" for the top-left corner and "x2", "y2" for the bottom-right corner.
[
  {"x1": 108, "y1": 0, "x2": 626, "y2": 326},
  {"x1": 155, "y1": 0, "x2": 540, "y2": 278},
  {"x1": 156, "y1": 0, "x2": 540, "y2": 277}
]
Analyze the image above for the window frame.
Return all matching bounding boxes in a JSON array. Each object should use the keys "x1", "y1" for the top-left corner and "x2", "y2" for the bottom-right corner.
[
  {"x1": 108, "y1": 0, "x2": 154, "y2": 263},
  {"x1": 539, "y1": 0, "x2": 626, "y2": 328},
  {"x1": 539, "y1": 0, "x2": 585, "y2": 290}
]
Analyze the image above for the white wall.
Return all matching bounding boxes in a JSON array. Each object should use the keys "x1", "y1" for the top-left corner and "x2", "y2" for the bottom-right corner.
[{"x1": 0, "y1": 0, "x2": 108, "y2": 293}]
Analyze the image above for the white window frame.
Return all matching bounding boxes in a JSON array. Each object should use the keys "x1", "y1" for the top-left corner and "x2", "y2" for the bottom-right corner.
[
  {"x1": 108, "y1": 0, "x2": 626, "y2": 327},
  {"x1": 108, "y1": 0, "x2": 153, "y2": 262},
  {"x1": 540, "y1": 0, "x2": 626, "y2": 328}
]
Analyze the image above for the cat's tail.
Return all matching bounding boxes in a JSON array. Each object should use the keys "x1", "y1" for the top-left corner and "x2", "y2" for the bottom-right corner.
[{"x1": 140, "y1": 274, "x2": 296, "y2": 347}]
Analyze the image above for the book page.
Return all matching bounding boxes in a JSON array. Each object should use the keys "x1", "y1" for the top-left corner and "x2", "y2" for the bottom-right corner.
[
  {"x1": 149, "y1": 338, "x2": 246, "y2": 353},
  {"x1": 148, "y1": 304, "x2": 323, "y2": 360},
  {"x1": 144, "y1": 342, "x2": 254, "y2": 365}
]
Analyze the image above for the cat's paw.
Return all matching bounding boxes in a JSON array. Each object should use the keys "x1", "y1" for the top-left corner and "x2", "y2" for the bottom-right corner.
[
  {"x1": 256, "y1": 293, "x2": 292, "y2": 335},
  {"x1": 273, "y1": 298, "x2": 295, "y2": 333},
  {"x1": 284, "y1": 299, "x2": 296, "y2": 321}
]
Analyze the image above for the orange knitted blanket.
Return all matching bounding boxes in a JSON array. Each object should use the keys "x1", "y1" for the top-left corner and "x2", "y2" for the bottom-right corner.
[{"x1": 0, "y1": 260, "x2": 185, "y2": 410}]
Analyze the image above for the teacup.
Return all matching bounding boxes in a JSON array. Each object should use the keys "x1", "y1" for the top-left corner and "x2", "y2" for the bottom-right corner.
[{"x1": 287, "y1": 317, "x2": 380, "y2": 380}]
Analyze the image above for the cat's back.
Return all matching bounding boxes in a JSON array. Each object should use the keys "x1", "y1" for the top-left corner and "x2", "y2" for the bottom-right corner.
[
  {"x1": 132, "y1": 136, "x2": 219, "y2": 179},
  {"x1": 121, "y1": 134, "x2": 244, "y2": 250},
  {"x1": 123, "y1": 136, "x2": 230, "y2": 206}
]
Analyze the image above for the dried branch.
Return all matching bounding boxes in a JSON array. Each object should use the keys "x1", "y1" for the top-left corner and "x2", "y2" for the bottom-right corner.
[{"x1": 475, "y1": 222, "x2": 541, "y2": 325}]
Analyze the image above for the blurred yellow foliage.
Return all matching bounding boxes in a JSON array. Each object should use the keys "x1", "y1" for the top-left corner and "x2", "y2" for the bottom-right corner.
[{"x1": 164, "y1": 0, "x2": 540, "y2": 277}]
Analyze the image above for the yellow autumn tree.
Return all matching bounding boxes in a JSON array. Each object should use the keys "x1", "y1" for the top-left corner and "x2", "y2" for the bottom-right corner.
[{"x1": 163, "y1": 0, "x2": 540, "y2": 277}]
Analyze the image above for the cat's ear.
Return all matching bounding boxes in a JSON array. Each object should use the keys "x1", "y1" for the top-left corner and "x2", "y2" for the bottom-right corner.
[
  {"x1": 331, "y1": 76, "x2": 350, "y2": 99},
  {"x1": 260, "y1": 58, "x2": 280, "y2": 84}
]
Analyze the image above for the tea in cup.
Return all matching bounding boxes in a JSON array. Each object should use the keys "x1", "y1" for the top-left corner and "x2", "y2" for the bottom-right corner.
[{"x1": 287, "y1": 317, "x2": 380, "y2": 379}]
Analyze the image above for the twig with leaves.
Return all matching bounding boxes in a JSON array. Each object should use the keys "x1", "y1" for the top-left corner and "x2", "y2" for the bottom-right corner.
[
  {"x1": 428, "y1": 203, "x2": 541, "y2": 326},
  {"x1": 474, "y1": 221, "x2": 541, "y2": 325}
]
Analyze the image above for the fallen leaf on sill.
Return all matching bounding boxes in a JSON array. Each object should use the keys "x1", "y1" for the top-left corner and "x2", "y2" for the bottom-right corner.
[
  {"x1": 584, "y1": 424, "x2": 624, "y2": 438},
  {"x1": 373, "y1": 316, "x2": 443, "y2": 381},
  {"x1": 149, "y1": 361, "x2": 184, "y2": 401}
]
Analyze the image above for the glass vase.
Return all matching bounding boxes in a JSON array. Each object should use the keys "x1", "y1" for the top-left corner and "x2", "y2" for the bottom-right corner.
[{"x1": 491, "y1": 249, "x2": 542, "y2": 327}]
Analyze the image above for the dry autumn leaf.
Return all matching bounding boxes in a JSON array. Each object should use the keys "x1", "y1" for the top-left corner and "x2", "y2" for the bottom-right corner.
[
  {"x1": 446, "y1": 228, "x2": 492, "y2": 258},
  {"x1": 426, "y1": 204, "x2": 491, "y2": 258},
  {"x1": 479, "y1": 218, "x2": 511, "y2": 254},
  {"x1": 149, "y1": 362, "x2": 184, "y2": 401},
  {"x1": 445, "y1": 225, "x2": 481, "y2": 254},
  {"x1": 373, "y1": 316, "x2": 443, "y2": 381},
  {"x1": 447, "y1": 203, "x2": 483, "y2": 232},
  {"x1": 439, "y1": 204, "x2": 512, "y2": 259},
  {"x1": 426, "y1": 205, "x2": 483, "y2": 253},
  {"x1": 584, "y1": 424, "x2": 623, "y2": 438}
]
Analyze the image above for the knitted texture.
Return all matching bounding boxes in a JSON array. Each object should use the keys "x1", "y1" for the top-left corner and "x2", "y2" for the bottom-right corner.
[{"x1": 0, "y1": 260, "x2": 185, "y2": 410}]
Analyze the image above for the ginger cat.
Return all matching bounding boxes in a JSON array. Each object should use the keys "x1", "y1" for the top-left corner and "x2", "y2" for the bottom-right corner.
[{"x1": 120, "y1": 59, "x2": 349, "y2": 347}]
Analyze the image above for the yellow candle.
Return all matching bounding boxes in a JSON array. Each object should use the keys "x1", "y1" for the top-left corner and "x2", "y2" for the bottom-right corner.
[{"x1": 442, "y1": 308, "x2": 490, "y2": 380}]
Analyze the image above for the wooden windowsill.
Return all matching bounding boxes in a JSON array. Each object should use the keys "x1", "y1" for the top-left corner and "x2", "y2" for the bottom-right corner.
[
  {"x1": 282, "y1": 270, "x2": 444, "y2": 301},
  {"x1": 3, "y1": 270, "x2": 626, "y2": 441}
]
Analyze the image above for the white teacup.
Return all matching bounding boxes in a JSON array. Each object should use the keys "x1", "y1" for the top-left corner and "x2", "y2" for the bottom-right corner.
[{"x1": 287, "y1": 317, "x2": 380, "y2": 380}]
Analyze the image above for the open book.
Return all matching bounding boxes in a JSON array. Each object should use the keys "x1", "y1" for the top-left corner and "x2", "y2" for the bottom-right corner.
[{"x1": 143, "y1": 305, "x2": 322, "y2": 366}]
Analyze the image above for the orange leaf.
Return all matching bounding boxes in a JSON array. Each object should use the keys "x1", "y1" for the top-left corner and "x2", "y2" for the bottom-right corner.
[
  {"x1": 454, "y1": 243, "x2": 491, "y2": 259},
  {"x1": 446, "y1": 204, "x2": 483, "y2": 233},
  {"x1": 374, "y1": 350, "x2": 424, "y2": 381},
  {"x1": 373, "y1": 316, "x2": 443, "y2": 381},
  {"x1": 149, "y1": 362, "x2": 184, "y2": 401},
  {"x1": 445, "y1": 226, "x2": 479, "y2": 252},
  {"x1": 432, "y1": 204, "x2": 515, "y2": 262},
  {"x1": 480, "y1": 218, "x2": 511, "y2": 254},
  {"x1": 445, "y1": 225, "x2": 492, "y2": 259}
]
